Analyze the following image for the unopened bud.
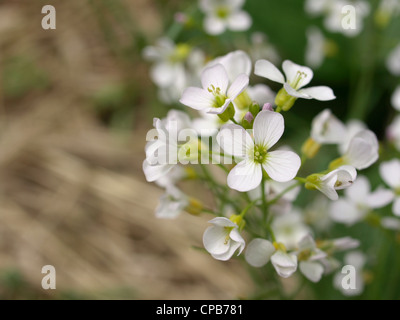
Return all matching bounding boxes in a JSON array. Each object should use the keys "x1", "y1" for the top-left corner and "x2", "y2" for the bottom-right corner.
[
  {"x1": 244, "y1": 112, "x2": 254, "y2": 123},
  {"x1": 262, "y1": 103, "x2": 274, "y2": 112}
]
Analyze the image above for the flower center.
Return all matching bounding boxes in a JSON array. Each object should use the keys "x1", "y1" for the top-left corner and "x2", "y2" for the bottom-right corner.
[
  {"x1": 223, "y1": 226, "x2": 234, "y2": 245},
  {"x1": 208, "y1": 84, "x2": 227, "y2": 108},
  {"x1": 251, "y1": 145, "x2": 268, "y2": 164},
  {"x1": 216, "y1": 6, "x2": 230, "y2": 19},
  {"x1": 290, "y1": 71, "x2": 307, "y2": 90},
  {"x1": 169, "y1": 43, "x2": 191, "y2": 63}
]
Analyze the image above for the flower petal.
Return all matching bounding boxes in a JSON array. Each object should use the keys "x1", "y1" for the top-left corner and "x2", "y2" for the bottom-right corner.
[
  {"x1": 245, "y1": 238, "x2": 275, "y2": 267},
  {"x1": 345, "y1": 130, "x2": 379, "y2": 170},
  {"x1": 203, "y1": 225, "x2": 230, "y2": 255},
  {"x1": 142, "y1": 160, "x2": 174, "y2": 182},
  {"x1": 345, "y1": 176, "x2": 370, "y2": 202},
  {"x1": 284, "y1": 83, "x2": 312, "y2": 99},
  {"x1": 254, "y1": 59, "x2": 285, "y2": 84},
  {"x1": 394, "y1": 197, "x2": 400, "y2": 217},
  {"x1": 212, "y1": 241, "x2": 241, "y2": 261},
  {"x1": 253, "y1": 111, "x2": 285, "y2": 149},
  {"x1": 366, "y1": 187, "x2": 395, "y2": 209},
  {"x1": 203, "y1": 15, "x2": 226, "y2": 35},
  {"x1": 227, "y1": 160, "x2": 262, "y2": 192},
  {"x1": 208, "y1": 217, "x2": 237, "y2": 228},
  {"x1": 180, "y1": 87, "x2": 215, "y2": 110},
  {"x1": 201, "y1": 63, "x2": 229, "y2": 93},
  {"x1": 282, "y1": 60, "x2": 314, "y2": 88},
  {"x1": 330, "y1": 199, "x2": 363, "y2": 225},
  {"x1": 263, "y1": 150, "x2": 301, "y2": 182},
  {"x1": 271, "y1": 251, "x2": 298, "y2": 278},
  {"x1": 217, "y1": 123, "x2": 253, "y2": 158},
  {"x1": 300, "y1": 261, "x2": 324, "y2": 283},
  {"x1": 227, "y1": 73, "x2": 249, "y2": 100},
  {"x1": 299, "y1": 86, "x2": 336, "y2": 101},
  {"x1": 246, "y1": 84, "x2": 275, "y2": 105},
  {"x1": 227, "y1": 10, "x2": 252, "y2": 31},
  {"x1": 311, "y1": 109, "x2": 346, "y2": 144},
  {"x1": 392, "y1": 86, "x2": 400, "y2": 111},
  {"x1": 379, "y1": 159, "x2": 400, "y2": 189}
]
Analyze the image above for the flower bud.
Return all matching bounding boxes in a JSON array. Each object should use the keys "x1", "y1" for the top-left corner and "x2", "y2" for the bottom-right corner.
[{"x1": 262, "y1": 103, "x2": 274, "y2": 112}]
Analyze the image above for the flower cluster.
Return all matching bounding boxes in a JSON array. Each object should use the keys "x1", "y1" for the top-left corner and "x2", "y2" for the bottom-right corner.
[{"x1": 141, "y1": 0, "x2": 400, "y2": 299}]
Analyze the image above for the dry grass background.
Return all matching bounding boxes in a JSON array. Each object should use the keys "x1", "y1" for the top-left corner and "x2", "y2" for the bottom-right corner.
[{"x1": 0, "y1": 0, "x2": 252, "y2": 299}]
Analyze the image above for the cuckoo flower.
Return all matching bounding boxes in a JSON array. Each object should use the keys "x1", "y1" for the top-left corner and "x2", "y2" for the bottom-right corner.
[
  {"x1": 180, "y1": 63, "x2": 249, "y2": 119},
  {"x1": 255, "y1": 59, "x2": 335, "y2": 111},
  {"x1": 217, "y1": 111, "x2": 301, "y2": 192},
  {"x1": 203, "y1": 217, "x2": 245, "y2": 261}
]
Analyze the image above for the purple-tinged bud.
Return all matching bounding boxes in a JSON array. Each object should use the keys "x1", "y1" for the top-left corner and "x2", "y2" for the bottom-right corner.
[
  {"x1": 244, "y1": 112, "x2": 254, "y2": 123},
  {"x1": 262, "y1": 103, "x2": 274, "y2": 112}
]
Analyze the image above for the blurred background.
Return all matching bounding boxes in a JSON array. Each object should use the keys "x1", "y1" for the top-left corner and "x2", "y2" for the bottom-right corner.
[{"x1": 0, "y1": 0, "x2": 399, "y2": 299}]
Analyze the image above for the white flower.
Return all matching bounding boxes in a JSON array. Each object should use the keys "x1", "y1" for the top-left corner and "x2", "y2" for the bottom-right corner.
[
  {"x1": 379, "y1": 159, "x2": 400, "y2": 216},
  {"x1": 306, "y1": 165, "x2": 357, "y2": 201},
  {"x1": 266, "y1": 180, "x2": 301, "y2": 203},
  {"x1": 207, "y1": 50, "x2": 252, "y2": 82},
  {"x1": 217, "y1": 111, "x2": 301, "y2": 192},
  {"x1": 156, "y1": 186, "x2": 189, "y2": 219},
  {"x1": 338, "y1": 120, "x2": 367, "y2": 154},
  {"x1": 271, "y1": 210, "x2": 311, "y2": 250},
  {"x1": 305, "y1": 27, "x2": 326, "y2": 68},
  {"x1": 304, "y1": 0, "x2": 332, "y2": 16},
  {"x1": 330, "y1": 176, "x2": 394, "y2": 225},
  {"x1": 311, "y1": 109, "x2": 347, "y2": 144},
  {"x1": 296, "y1": 235, "x2": 327, "y2": 283},
  {"x1": 143, "y1": 110, "x2": 193, "y2": 182},
  {"x1": 387, "y1": 44, "x2": 400, "y2": 76},
  {"x1": 334, "y1": 251, "x2": 366, "y2": 296},
  {"x1": 180, "y1": 63, "x2": 249, "y2": 115},
  {"x1": 392, "y1": 86, "x2": 400, "y2": 111},
  {"x1": 199, "y1": 0, "x2": 252, "y2": 35},
  {"x1": 245, "y1": 238, "x2": 298, "y2": 278},
  {"x1": 387, "y1": 115, "x2": 400, "y2": 152},
  {"x1": 203, "y1": 217, "x2": 245, "y2": 261},
  {"x1": 255, "y1": 59, "x2": 336, "y2": 108},
  {"x1": 341, "y1": 130, "x2": 379, "y2": 170},
  {"x1": 331, "y1": 237, "x2": 360, "y2": 251}
]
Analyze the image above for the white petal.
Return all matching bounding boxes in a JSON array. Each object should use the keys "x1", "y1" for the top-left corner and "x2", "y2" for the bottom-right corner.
[
  {"x1": 299, "y1": 86, "x2": 336, "y2": 101},
  {"x1": 253, "y1": 111, "x2": 284, "y2": 149},
  {"x1": 212, "y1": 241, "x2": 241, "y2": 261},
  {"x1": 366, "y1": 187, "x2": 395, "y2": 209},
  {"x1": 206, "y1": 99, "x2": 231, "y2": 115},
  {"x1": 297, "y1": 234, "x2": 316, "y2": 252},
  {"x1": 379, "y1": 159, "x2": 400, "y2": 189},
  {"x1": 345, "y1": 176, "x2": 370, "y2": 203},
  {"x1": 332, "y1": 237, "x2": 360, "y2": 251},
  {"x1": 283, "y1": 83, "x2": 312, "y2": 99},
  {"x1": 208, "y1": 217, "x2": 237, "y2": 228},
  {"x1": 394, "y1": 197, "x2": 400, "y2": 217},
  {"x1": 229, "y1": 0, "x2": 245, "y2": 10},
  {"x1": 282, "y1": 60, "x2": 314, "y2": 89},
  {"x1": 318, "y1": 172, "x2": 339, "y2": 200},
  {"x1": 210, "y1": 50, "x2": 252, "y2": 81},
  {"x1": 392, "y1": 86, "x2": 400, "y2": 111},
  {"x1": 227, "y1": 160, "x2": 262, "y2": 192},
  {"x1": 217, "y1": 123, "x2": 253, "y2": 158},
  {"x1": 339, "y1": 120, "x2": 367, "y2": 155},
  {"x1": 263, "y1": 150, "x2": 301, "y2": 182},
  {"x1": 335, "y1": 165, "x2": 357, "y2": 189},
  {"x1": 203, "y1": 15, "x2": 226, "y2": 35},
  {"x1": 201, "y1": 63, "x2": 229, "y2": 93},
  {"x1": 271, "y1": 251, "x2": 298, "y2": 278},
  {"x1": 203, "y1": 225, "x2": 230, "y2": 255},
  {"x1": 227, "y1": 11, "x2": 252, "y2": 31},
  {"x1": 227, "y1": 74, "x2": 249, "y2": 100},
  {"x1": 300, "y1": 261, "x2": 324, "y2": 283},
  {"x1": 345, "y1": 130, "x2": 379, "y2": 170},
  {"x1": 330, "y1": 199, "x2": 364, "y2": 225},
  {"x1": 150, "y1": 62, "x2": 177, "y2": 87},
  {"x1": 381, "y1": 217, "x2": 400, "y2": 231},
  {"x1": 180, "y1": 87, "x2": 215, "y2": 110},
  {"x1": 245, "y1": 238, "x2": 275, "y2": 267},
  {"x1": 229, "y1": 229, "x2": 246, "y2": 255},
  {"x1": 267, "y1": 180, "x2": 301, "y2": 202},
  {"x1": 142, "y1": 160, "x2": 173, "y2": 182},
  {"x1": 254, "y1": 59, "x2": 285, "y2": 84}
]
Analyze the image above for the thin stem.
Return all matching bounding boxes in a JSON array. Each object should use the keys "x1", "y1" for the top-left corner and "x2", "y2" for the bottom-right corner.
[{"x1": 230, "y1": 117, "x2": 239, "y2": 125}]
